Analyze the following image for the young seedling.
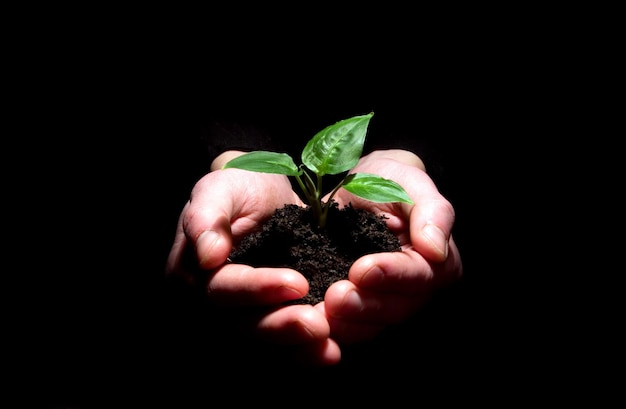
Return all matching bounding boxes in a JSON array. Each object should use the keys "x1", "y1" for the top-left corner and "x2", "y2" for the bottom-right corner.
[{"x1": 223, "y1": 113, "x2": 414, "y2": 228}]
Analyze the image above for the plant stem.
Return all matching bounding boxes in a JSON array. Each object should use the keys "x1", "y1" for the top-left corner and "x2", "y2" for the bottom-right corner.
[
  {"x1": 297, "y1": 171, "x2": 325, "y2": 228},
  {"x1": 318, "y1": 177, "x2": 348, "y2": 229},
  {"x1": 326, "y1": 177, "x2": 346, "y2": 208}
]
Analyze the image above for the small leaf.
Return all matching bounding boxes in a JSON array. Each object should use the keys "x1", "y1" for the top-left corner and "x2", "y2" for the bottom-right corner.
[
  {"x1": 341, "y1": 173, "x2": 414, "y2": 204},
  {"x1": 223, "y1": 151, "x2": 301, "y2": 176},
  {"x1": 302, "y1": 113, "x2": 373, "y2": 176}
]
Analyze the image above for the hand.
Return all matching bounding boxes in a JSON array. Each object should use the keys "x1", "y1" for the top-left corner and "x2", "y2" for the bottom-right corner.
[
  {"x1": 319, "y1": 149, "x2": 463, "y2": 344},
  {"x1": 165, "y1": 148, "x2": 462, "y2": 364},
  {"x1": 165, "y1": 151, "x2": 342, "y2": 366}
]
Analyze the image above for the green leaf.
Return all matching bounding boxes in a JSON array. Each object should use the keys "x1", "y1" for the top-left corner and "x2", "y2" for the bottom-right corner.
[
  {"x1": 341, "y1": 173, "x2": 414, "y2": 204},
  {"x1": 302, "y1": 113, "x2": 373, "y2": 176},
  {"x1": 222, "y1": 151, "x2": 301, "y2": 176}
]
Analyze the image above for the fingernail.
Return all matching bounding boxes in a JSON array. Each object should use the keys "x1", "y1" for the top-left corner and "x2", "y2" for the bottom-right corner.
[
  {"x1": 277, "y1": 285, "x2": 306, "y2": 300},
  {"x1": 422, "y1": 223, "x2": 448, "y2": 258},
  {"x1": 197, "y1": 230, "x2": 220, "y2": 266},
  {"x1": 342, "y1": 290, "x2": 364, "y2": 314},
  {"x1": 361, "y1": 264, "x2": 384, "y2": 286}
]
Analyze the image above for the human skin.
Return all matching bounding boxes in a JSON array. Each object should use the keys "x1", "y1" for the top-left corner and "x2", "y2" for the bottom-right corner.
[{"x1": 166, "y1": 149, "x2": 462, "y2": 365}]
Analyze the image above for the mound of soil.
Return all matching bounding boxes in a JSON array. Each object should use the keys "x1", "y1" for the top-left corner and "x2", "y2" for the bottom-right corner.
[{"x1": 229, "y1": 202, "x2": 401, "y2": 305}]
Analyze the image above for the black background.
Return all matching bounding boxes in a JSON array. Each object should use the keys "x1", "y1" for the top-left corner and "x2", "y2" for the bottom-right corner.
[{"x1": 12, "y1": 17, "x2": 597, "y2": 407}]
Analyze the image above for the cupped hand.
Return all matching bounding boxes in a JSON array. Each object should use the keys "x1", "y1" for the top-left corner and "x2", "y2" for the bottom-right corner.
[
  {"x1": 165, "y1": 151, "x2": 341, "y2": 366},
  {"x1": 321, "y1": 149, "x2": 463, "y2": 344}
]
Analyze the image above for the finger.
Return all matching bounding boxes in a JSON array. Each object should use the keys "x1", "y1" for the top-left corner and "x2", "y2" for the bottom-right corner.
[
  {"x1": 406, "y1": 196, "x2": 456, "y2": 263},
  {"x1": 349, "y1": 249, "x2": 435, "y2": 293},
  {"x1": 182, "y1": 170, "x2": 299, "y2": 270},
  {"x1": 391, "y1": 167, "x2": 456, "y2": 263},
  {"x1": 206, "y1": 264, "x2": 309, "y2": 306},
  {"x1": 324, "y1": 280, "x2": 430, "y2": 325},
  {"x1": 287, "y1": 339, "x2": 342, "y2": 367},
  {"x1": 180, "y1": 173, "x2": 239, "y2": 270},
  {"x1": 316, "y1": 298, "x2": 385, "y2": 344},
  {"x1": 252, "y1": 304, "x2": 331, "y2": 344},
  {"x1": 347, "y1": 153, "x2": 457, "y2": 263},
  {"x1": 349, "y1": 239, "x2": 463, "y2": 293},
  {"x1": 210, "y1": 305, "x2": 340, "y2": 367}
]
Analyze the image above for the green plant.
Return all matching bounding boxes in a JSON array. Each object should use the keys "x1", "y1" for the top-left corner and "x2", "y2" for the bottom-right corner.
[{"x1": 223, "y1": 112, "x2": 414, "y2": 228}]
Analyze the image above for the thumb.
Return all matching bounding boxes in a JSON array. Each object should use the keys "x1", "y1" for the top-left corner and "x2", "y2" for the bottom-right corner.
[
  {"x1": 181, "y1": 175, "x2": 239, "y2": 271},
  {"x1": 182, "y1": 150, "x2": 245, "y2": 270},
  {"x1": 408, "y1": 198, "x2": 456, "y2": 263},
  {"x1": 192, "y1": 213, "x2": 234, "y2": 270},
  {"x1": 165, "y1": 210, "x2": 233, "y2": 278}
]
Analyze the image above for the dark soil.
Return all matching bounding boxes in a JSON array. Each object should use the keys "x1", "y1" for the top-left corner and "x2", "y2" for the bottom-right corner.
[{"x1": 229, "y1": 201, "x2": 401, "y2": 305}]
